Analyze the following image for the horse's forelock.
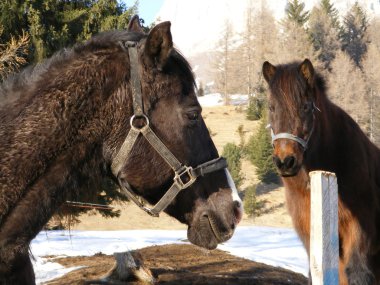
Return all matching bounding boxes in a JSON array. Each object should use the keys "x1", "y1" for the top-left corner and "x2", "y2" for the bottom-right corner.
[{"x1": 269, "y1": 62, "x2": 326, "y2": 114}]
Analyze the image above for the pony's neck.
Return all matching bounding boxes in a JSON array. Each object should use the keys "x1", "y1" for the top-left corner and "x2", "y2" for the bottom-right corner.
[{"x1": 306, "y1": 88, "x2": 378, "y2": 174}]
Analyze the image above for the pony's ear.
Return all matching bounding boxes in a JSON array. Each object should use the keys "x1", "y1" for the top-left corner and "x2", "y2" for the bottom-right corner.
[
  {"x1": 144, "y1": 21, "x2": 173, "y2": 70},
  {"x1": 262, "y1": 61, "x2": 276, "y2": 83},
  {"x1": 299, "y1": 59, "x2": 314, "y2": 86},
  {"x1": 128, "y1": 15, "x2": 144, "y2": 33}
]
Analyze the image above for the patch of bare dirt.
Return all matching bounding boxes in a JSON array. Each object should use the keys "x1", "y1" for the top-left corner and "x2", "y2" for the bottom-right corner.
[{"x1": 45, "y1": 244, "x2": 307, "y2": 285}]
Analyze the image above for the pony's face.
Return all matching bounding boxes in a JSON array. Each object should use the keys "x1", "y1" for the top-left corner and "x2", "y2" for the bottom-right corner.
[
  {"x1": 105, "y1": 18, "x2": 242, "y2": 249},
  {"x1": 262, "y1": 59, "x2": 316, "y2": 177}
]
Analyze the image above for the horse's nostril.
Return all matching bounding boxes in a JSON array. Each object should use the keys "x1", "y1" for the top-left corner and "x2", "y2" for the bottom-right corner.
[
  {"x1": 201, "y1": 212, "x2": 209, "y2": 219},
  {"x1": 284, "y1": 155, "x2": 296, "y2": 169},
  {"x1": 273, "y1": 155, "x2": 282, "y2": 169}
]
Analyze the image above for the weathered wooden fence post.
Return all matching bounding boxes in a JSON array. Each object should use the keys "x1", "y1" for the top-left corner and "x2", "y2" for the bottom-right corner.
[{"x1": 309, "y1": 171, "x2": 339, "y2": 285}]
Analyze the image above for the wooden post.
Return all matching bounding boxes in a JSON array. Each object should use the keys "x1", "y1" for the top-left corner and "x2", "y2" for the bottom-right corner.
[{"x1": 309, "y1": 171, "x2": 339, "y2": 285}]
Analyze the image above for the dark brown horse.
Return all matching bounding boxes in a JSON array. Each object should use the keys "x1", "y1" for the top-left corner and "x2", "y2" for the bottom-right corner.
[
  {"x1": 263, "y1": 59, "x2": 380, "y2": 285},
  {"x1": 0, "y1": 16, "x2": 242, "y2": 284}
]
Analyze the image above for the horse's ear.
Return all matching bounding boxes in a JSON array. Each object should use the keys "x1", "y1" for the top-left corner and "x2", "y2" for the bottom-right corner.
[
  {"x1": 299, "y1": 59, "x2": 314, "y2": 86},
  {"x1": 144, "y1": 21, "x2": 173, "y2": 70},
  {"x1": 128, "y1": 15, "x2": 144, "y2": 33},
  {"x1": 262, "y1": 61, "x2": 276, "y2": 83}
]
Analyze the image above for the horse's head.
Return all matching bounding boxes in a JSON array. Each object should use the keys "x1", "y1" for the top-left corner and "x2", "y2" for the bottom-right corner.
[
  {"x1": 102, "y1": 17, "x2": 242, "y2": 249},
  {"x1": 262, "y1": 59, "x2": 318, "y2": 177}
]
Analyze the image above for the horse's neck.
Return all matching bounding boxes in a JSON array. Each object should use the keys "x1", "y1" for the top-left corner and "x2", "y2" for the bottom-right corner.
[
  {"x1": 0, "y1": 64, "x2": 126, "y2": 225},
  {"x1": 307, "y1": 97, "x2": 379, "y2": 173}
]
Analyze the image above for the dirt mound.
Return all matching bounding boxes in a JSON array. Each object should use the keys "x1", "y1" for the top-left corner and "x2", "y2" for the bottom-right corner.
[{"x1": 45, "y1": 244, "x2": 307, "y2": 285}]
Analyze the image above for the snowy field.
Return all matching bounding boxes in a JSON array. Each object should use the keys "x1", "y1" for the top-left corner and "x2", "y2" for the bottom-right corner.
[{"x1": 31, "y1": 226, "x2": 308, "y2": 284}]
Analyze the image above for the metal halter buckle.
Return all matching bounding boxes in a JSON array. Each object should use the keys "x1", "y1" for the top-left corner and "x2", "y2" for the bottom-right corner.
[{"x1": 174, "y1": 166, "x2": 196, "y2": 188}]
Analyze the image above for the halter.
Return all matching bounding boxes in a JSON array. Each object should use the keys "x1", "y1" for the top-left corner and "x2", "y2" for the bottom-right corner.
[
  {"x1": 267, "y1": 102, "x2": 320, "y2": 150},
  {"x1": 111, "y1": 40, "x2": 228, "y2": 217}
]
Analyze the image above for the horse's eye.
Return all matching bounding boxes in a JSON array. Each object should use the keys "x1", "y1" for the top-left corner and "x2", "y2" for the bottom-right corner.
[
  {"x1": 269, "y1": 105, "x2": 275, "y2": 112},
  {"x1": 187, "y1": 111, "x2": 199, "y2": 122},
  {"x1": 304, "y1": 102, "x2": 312, "y2": 112}
]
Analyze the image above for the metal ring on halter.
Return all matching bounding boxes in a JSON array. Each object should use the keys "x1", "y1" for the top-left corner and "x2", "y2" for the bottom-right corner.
[{"x1": 130, "y1": 114, "x2": 150, "y2": 131}]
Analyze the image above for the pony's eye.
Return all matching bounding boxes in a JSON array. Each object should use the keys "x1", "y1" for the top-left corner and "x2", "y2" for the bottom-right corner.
[
  {"x1": 269, "y1": 105, "x2": 275, "y2": 112},
  {"x1": 304, "y1": 102, "x2": 312, "y2": 112}
]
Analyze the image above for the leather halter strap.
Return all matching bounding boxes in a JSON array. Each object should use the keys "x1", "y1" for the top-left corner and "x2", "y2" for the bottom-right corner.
[{"x1": 111, "y1": 40, "x2": 227, "y2": 217}]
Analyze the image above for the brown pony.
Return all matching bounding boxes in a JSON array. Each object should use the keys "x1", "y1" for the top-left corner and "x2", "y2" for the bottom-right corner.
[
  {"x1": 0, "y1": 16, "x2": 242, "y2": 284},
  {"x1": 263, "y1": 59, "x2": 380, "y2": 285}
]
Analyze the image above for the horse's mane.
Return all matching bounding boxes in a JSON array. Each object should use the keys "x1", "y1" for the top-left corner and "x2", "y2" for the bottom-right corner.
[
  {"x1": 0, "y1": 30, "x2": 195, "y2": 122},
  {"x1": 0, "y1": 31, "x2": 144, "y2": 111},
  {"x1": 269, "y1": 61, "x2": 327, "y2": 114}
]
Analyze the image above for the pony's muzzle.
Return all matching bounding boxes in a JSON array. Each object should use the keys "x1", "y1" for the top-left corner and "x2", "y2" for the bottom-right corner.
[{"x1": 273, "y1": 154, "x2": 298, "y2": 176}]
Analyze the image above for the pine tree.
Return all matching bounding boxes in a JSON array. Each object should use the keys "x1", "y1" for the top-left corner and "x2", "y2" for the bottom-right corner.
[
  {"x1": 340, "y1": 2, "x2": 369, "y2": 67},
  {"x1": 0, "y1": 26, "x2": 29, "y2": 82},
  {"x1": 222, "y1": 142, "x2": 244, "y2": 188},
  {"x1": 243, "y1": 185, "x2": 265, "y2": 218},
  {"x1": 246, "y1": 113, "x2": 278, "y2": 184},
  {"x1": 281, "y1": 0, "x2": 315, "y2": 62},
  {"x1": 0, "y1": 0, "x2": 138, "y2": 63},
  {"x1": 285, "y1": 0, "x2": 310, "y2": 26},
  {"x1": 308, "y1": 5, "x2": 340, "y2": 70},
  {"x1": 320, "y1": 0, "x2": 340, "y2": 30}
]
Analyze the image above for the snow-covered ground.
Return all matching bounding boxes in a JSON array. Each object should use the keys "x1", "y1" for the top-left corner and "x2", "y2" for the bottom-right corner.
[
  {"x1": 197, "y1": 93, "x2": 248, "y2": 107},
  {"x1": 31, "y1": 226, "x2": 308, "y2": 284}
]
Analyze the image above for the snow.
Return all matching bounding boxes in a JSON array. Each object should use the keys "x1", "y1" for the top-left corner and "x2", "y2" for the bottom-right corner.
[
  {"x1": 31, "y1": 226, "x2": 308, "y2": 284},
  {"x1": 197, "y1": 93, "x2": 248, "y2": 107}
]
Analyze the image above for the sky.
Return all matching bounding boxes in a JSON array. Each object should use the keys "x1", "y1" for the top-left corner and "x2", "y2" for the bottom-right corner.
[{"x1": 124, "y1": 0, "x2": 164, "y2": 25}]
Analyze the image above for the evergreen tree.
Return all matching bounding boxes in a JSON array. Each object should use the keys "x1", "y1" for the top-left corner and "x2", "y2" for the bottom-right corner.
[
  {"x1": 222, "y1": 142, "x2": 244, "y2": 188},
  {"x1": 0, "y1": 0, "x2": 138, "y2": 63},
  {"x1": 285, "y1": 0, "x2": 310, "y2": 26},
  {"x1": 340, "y1": 2, "x2": 369, "y2": 67},
  {"x1": 320, "y1": 0, "x2": 340, "y2": 30},
  {"x1": 281, "y1": 0, "x2": 315, "y2": 62},
  {"x1": 308, "y1": 6, "x2": 340, "y2": 70},
  {"x1": 0, "y1": 26, "x2": 30, "y2": 82},
  {"x1": 243, "y1": 185, "x2": 265, "y2": 218},
  {"x1": 246, "y1": 113, "x2": 278, "y2": 184}
]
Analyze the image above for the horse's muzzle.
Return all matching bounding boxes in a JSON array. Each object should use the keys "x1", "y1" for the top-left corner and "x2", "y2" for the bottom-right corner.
[{"x1": 273, "y1": 154, "x2": 302, "y2": 177}]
